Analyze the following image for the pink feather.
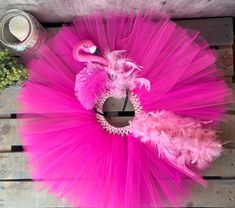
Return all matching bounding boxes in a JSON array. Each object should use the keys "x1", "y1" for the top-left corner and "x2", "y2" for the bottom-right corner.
[
  {"x1": 75, "y1": 64, "x2": 109, "y2": 109},
  {"x1": 131, "y1": 110, "x2": 222, "y2": 169}
]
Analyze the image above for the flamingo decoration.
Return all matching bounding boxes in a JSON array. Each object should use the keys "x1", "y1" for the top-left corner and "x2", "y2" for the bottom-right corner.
[
  {"x1": 73, "y1": 40, "x2": 150, "y2": 109},
  {"x1": 73, "y1": 40, "x2": 109, "y2": 66}
]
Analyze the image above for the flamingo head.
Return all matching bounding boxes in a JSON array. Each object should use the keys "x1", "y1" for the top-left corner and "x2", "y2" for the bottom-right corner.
[{"x1": 73, "y1": 40, "x2": 99, "y2": 61}]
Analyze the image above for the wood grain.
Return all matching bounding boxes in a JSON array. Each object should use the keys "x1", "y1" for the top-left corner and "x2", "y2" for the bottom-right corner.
[
  {"x1": 0, "y1": 88, "x2": 19, "y2": 115},
  {"x1": 216, "y1": 47, "x2": 234, "y2": 77},
  {"x1": 0, "y1": 180, "x2": 234, "y2": 208},
  {"x1": 224, "y1": 77, "x2": 233, "y2": 83},
  {"x1": 220, "y1": 114, "x2": 235, "y2": 148},
  {"x1": 0, "y1": 0, "x2": 235, "y2": 23},
  {"x1": 0, "y1": 153, "x2": 29, "y2": 180},
  {"x1": 184, "y1": 180, "x2": 235, "y2": 208},
  {"x1": 0, "y1": 181, "x2": 68, "y2": 208},
  {"x1": 228, "y1": 84, "x2": 235, "y2": 111},
  {"x1": 0, "y1": 148, "x2": 234, "y2": 181},
  {"x1": 0, "y1": 119, "x2": 20, "y2": 146},
  {"x1": 176, "y1": 18, "x2": 233, "y2": 46},
  {"x1": 204, "y1": 149, "x2": 235, "y2": 177}
]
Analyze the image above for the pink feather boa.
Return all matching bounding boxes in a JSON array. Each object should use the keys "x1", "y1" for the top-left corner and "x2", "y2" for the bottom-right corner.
[{"x1": 131, "y1": 110, "x2": 222, "y2": 169}]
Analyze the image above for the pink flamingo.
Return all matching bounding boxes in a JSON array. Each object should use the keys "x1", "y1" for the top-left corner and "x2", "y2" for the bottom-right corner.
[
  {"x1": 73, "y1": 40, "x2": 150, "y2": 109},
  {"x1": 73, "y1": 40, "x2": 109, "y2": 66}
]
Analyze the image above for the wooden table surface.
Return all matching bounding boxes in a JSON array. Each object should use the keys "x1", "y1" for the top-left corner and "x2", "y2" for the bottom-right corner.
[
  {"x1": 0, "y1": 0, "x2": 235, "y2": 22},
  {"x1": 0, "y1": 17, "x2": 234, "y2": 208}
]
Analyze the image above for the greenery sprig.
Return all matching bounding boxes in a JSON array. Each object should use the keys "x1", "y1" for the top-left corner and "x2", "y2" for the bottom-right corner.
[{"x1": 0, "y1": 49, "x2": 28, "y2": 89}]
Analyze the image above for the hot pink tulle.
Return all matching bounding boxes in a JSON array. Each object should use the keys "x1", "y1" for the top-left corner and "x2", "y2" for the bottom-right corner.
[{"x1": 17, "y1": 11, "x2": 233, "y2": 208}]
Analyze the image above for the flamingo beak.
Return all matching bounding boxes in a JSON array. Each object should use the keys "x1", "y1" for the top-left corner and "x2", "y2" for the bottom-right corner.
[
  {"x1": 94, "y1": 48, "x2": 100, "y2": 54},
  {"x1": 89, "y1": 46, "x2": 97, "y2": 54}
]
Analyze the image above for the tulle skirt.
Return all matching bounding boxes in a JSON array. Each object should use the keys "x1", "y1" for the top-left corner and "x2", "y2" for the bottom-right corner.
[{"x1": 18, "y1": 11, "x2": 232, "y2": 208}]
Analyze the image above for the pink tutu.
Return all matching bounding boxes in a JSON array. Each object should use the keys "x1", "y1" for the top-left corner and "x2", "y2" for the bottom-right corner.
[{"x1": 18, "y1": 11, "x2": 232, "y2": 208}]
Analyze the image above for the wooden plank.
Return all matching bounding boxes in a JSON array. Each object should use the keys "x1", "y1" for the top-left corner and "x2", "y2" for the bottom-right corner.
[
  {"x1": 228, "y1": 84, "x2": 235, "y2": 111},
  {"x1": 0, "y1": 180, "x2": 234, "y2": 208},
  {"x1": 0, "y1": 153, "x2": 29, "y2": 180},
  {"x1": 0, "y1": 88, "x2": 19, "y2": 115},
  {"x1": 0, "y1": 119, "x2": 20, "y2": 146},
  {"x1": 0, "y1": 148, "x2": 234, "y2": 181},
  {"x1": 0, "y1": 0, "x2": 235, "y2": 23},
  {"x1": 176, "y1": 18, "x2": 233, "y2": 46},
  {"x1": 204, "y1": 149, "x2": 235, "y2": 177},
  {"x1": 216, "y1": 47, "x2": 234, "y2": 77},
  {"x1": 0, "y1": 181, "x2": 68, "y2": 208},
  {"x1": 220, "y1": 114, "x2": 235, "y2": 148},
  {"x1": 225, "y1": 77, "x2": 233, "y2": 83},
  {"x1": 184, "y1": 180, "x2": 235, "y2": 207}
]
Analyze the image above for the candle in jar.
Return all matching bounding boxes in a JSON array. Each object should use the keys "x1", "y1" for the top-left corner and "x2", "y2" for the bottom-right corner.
[{"x1": 9, "y1": 16, "x2": 30, "y2": 42}]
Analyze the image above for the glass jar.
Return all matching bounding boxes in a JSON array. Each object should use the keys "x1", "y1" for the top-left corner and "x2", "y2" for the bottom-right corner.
[{"x1": 0, "y1": 9, "x2": 45, "y2": 58}]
